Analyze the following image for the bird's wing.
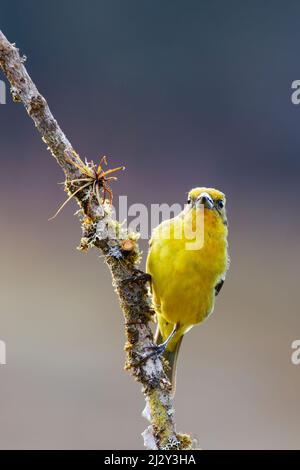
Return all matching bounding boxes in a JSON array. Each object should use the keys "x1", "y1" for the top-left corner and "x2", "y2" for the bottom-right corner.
[{"x1": 215, "y1": 278, "x2": 225, "y2": 296}]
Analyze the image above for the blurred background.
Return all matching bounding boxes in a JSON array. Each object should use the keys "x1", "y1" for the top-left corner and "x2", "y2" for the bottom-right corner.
[{"x1": 0, "y1": 0, "x2": 300, "y2": 449}]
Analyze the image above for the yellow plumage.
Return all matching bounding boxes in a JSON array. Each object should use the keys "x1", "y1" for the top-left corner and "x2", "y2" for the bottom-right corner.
[{"x1": 146, "y1": 187, "x2": 229, "y2": 393}]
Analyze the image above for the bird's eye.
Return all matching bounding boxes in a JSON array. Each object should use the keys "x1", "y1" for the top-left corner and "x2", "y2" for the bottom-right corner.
[
  {"x1": 217, "y1": 200, "x2": 224, "y2": 209},
  {"x1": 187, "y1": 198, "x2": 191, "y2": 204}
]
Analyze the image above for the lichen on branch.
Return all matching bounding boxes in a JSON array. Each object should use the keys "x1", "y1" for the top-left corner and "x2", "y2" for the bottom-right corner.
[{"x1": 0, "y1": 29, "x2": 192, "y2": 450}]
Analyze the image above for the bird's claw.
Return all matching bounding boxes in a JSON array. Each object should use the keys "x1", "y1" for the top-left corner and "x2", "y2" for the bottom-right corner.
[
  {"x1": 147, "y1": 343, "x2": 167, "y2": 357},
  {"x1": 120, "y1": 271, "x2": 151, "y2": 286},
  {"x1": 140, "y1": 343, "x2": 167, "y2": 363}
]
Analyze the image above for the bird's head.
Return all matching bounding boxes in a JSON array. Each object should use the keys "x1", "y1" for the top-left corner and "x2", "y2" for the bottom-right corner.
[{"x1": 187, "y1": 187, "x2": 227, "y2": 225}]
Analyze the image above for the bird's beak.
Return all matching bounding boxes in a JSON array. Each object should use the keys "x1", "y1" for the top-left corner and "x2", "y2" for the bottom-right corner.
[{"x1": 195, "y1": 192, "x2": 214, "y2": 210}]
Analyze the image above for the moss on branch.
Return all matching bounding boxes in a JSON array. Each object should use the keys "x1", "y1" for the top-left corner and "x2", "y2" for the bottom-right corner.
[{"x1": 0, "y1": 29, "x2": 192, "y2": 450}]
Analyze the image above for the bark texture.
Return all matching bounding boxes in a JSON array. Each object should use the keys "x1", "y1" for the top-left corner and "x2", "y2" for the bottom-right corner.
[{"x1": 0, "y1": 30, "x2": 192, "y2": 450}]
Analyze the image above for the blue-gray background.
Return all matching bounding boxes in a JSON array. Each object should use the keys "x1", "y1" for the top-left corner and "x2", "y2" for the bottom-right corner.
[{"x1": 0, "y1": 0, "x2": 300, "y2": 449}]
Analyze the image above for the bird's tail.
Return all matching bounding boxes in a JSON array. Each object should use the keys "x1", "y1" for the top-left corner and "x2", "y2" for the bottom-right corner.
[{"x1": 155, "y1": 326, "x2": 183, "y2": 397}]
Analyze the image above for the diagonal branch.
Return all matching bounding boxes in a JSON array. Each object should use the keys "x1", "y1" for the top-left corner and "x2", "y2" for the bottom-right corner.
[{"x1": 0, "y1": 29, "x2": 192, "y2": 450}]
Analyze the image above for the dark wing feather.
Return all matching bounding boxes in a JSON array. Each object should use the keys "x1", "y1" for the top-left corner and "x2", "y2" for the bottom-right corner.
[{"x1": 215, "y1": 278, "x2": 225, "y2": 296}]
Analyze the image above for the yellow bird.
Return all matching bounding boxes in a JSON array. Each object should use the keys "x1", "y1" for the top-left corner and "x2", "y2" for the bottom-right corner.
[{"x1": 146, "y1": 187, "x2": 229, "y2": 394}]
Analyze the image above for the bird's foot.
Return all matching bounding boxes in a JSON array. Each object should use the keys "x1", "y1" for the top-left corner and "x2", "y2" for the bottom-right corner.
[
  {"x1": 120, "y1": 271, "x2": 151, "y2": 285},
  {"x1": 136, "y1": 324, "x2": 178, "y2": 365},
  {"x1": 135, "y1": 342, "x2": 167, "y2": 366},
  {"x1": 144, "y1": 342, "x2": 167, "y2": 359}
]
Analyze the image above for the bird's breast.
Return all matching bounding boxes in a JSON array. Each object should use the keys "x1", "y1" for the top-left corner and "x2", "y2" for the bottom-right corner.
[{"x1": 147, "y1": 210, "x2": 228, "y2": 329}]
